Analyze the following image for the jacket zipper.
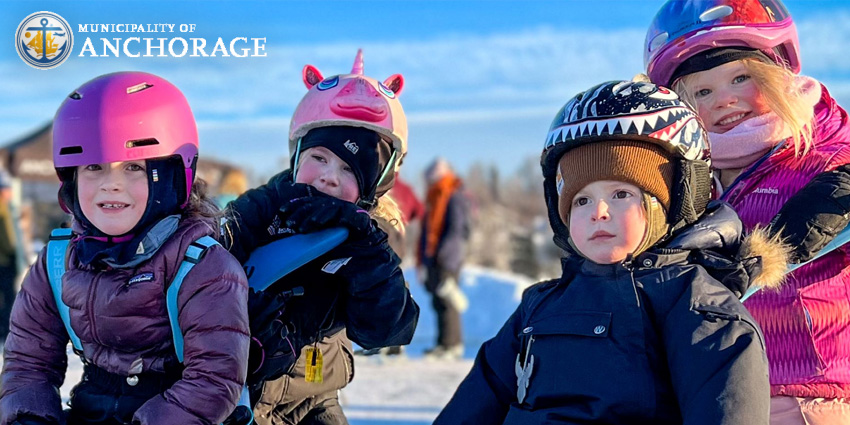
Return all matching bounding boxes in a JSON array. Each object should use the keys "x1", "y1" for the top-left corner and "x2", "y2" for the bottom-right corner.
[
  {"x1": 622, "y1": 255, "x2": 640, "y2": 307},
  {"x1": 86, "y1": 271, "x2": 101, "y2": 346}
]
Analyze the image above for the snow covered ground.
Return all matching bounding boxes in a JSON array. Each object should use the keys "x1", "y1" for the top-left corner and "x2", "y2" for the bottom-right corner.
[{"x1": 1, "y1": 266, "x2": 535, "y2": 424}]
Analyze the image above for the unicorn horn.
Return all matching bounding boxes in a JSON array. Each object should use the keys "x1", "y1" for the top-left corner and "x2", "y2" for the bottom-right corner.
[{"x1": 351, "y1": 49, "x2": 364, "y2": 75}]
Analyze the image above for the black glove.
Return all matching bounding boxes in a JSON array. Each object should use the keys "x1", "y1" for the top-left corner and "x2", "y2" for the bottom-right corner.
[
  {"x1": 246, "y1": 288, "x2": 301, "y2": 386},
  {"x1": 222, "y1": 405, "x2": 253, "y2": 425},
  {"x1": 11, "y1": 415, "x2": 57, "y2": 425},
  {"x1": 277, "y1": 194, "x2": 375, "y2": 240},
  {"x1": 769, "y1": 164, "x2": 850, "y2": 263},
  {"x1": 221, "y1": 171, "x2": 316, "y2": 262}
]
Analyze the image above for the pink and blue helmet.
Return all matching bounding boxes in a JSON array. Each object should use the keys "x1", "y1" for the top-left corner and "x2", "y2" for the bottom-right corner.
[{"x1": 645, "y1": 0, "x2": 800, "y2": 86}]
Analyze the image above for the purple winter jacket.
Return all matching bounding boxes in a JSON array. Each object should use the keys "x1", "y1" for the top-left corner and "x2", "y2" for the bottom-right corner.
[
  {"x1": 0, "y1": 217, "x2": 250, "y2": 424},
  {"x1": 723, "y1": 84, "x2": 850, "y2": 398}
]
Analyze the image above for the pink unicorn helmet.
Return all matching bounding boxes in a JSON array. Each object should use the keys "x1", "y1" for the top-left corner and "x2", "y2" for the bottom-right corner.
[
  {"x1": 645, "y1": 0, "x2": 800, "y2": 87},
  {"x1": 53, "y1": 72, "x2": 199, "y2": 212},
  {"x1": 289, "y1": 49, "x2": 407, "y2": 180}
]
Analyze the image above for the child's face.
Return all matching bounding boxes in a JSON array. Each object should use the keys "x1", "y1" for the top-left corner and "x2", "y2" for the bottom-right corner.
[
  {"x1": 683, "y1": 60, "x2": 771, "y2": 134},
  {"x1": 77, "y1": 160, "x2": 148, "y2": 236},
  {"x1": 296, "y1": 146, "x2": 360, "y2": 203},
  {"x1": 568, "y1": 180, "x2": 646, "y2": 264}
]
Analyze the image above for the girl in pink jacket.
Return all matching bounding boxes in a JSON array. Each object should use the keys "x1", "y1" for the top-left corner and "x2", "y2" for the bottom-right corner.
[{"x1": 645, "y1": 1, "x2": 850, "y2": 423}]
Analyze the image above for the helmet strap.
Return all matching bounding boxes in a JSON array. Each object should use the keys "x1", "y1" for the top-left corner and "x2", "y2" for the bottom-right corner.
[
  {"x1": 376, "y1": 150, "x2": 397, "y2": 189},
  {"x1": 291, "y1": 137, "x2": 303, "y2": 182},
  {"x1": 356, "y1": 148, "x2": 398, "y2": 210}
]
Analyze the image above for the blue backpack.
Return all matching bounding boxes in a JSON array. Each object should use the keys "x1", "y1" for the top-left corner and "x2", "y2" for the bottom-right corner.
[
  {"x1": 46, "y1": 228, "x2": 253, "y2": 425},
  {"x1": 44, "y1": 226, "x2": 349, "y2": 424}
]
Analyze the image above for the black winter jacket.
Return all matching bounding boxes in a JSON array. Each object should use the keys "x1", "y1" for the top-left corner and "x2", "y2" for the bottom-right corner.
[
  {"x1": 222, "y1": 169, "x2": 419, "y2": 351},
  {"x1": 436, "y1": 203, "x2": 784, "y2": 425}
]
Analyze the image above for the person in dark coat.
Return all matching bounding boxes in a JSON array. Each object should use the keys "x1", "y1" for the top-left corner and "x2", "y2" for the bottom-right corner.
[
  {"x1": 0, "y1": 73, "x2": 250, "y2": 425},
  {"x1": 0, "y1": 169, "x2": 17, "y2": 343},
  {"x1": 435, "y1": 80, "x2": 788, "y2": 425},
  {"x1": 221, "y1": 50, "x2": 419, "y2": 425},
  {"x1": 418, "y1": 158, "x2": 470, "y2": 360}
]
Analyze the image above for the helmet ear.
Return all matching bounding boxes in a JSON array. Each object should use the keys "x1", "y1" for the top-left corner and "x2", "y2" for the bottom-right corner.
[
  {"x1": 303, "y1": 65, "x2": 324, "y2": 89},
  {"x1": 383, "y1": 74, "x2": 404, "y2": 96}
]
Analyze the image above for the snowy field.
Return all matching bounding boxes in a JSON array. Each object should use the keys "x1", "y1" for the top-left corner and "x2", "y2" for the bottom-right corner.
[{"x1": 0, "y1": 266, "x2": 535, "y2": 424}]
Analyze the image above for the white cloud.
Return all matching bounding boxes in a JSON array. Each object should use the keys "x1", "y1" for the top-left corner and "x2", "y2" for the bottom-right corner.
[{"x1": 5, "y1": 12, "x2": 850, "y2": 176}]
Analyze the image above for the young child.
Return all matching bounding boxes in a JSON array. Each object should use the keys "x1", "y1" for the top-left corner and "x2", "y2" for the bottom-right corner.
[
  {"x1": 222, "y1": 50, "x2": 419, "y2": 424},
  {"x1": 645, "y1": 1, "x2": 850, "y2": 422},
  {"x1": 435, "y1": 80, "x2": 788, "y2": 424},
  {"x1": 0, "y1": 72, "x2": 250, "y2": 425}
]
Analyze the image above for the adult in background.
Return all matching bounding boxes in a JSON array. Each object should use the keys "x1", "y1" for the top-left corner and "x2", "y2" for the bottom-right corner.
[
  {"x1": 418, "y1": 158, "x2": 470, "y2": 360},
  {"x1": 0, "y1": 169, "x2": 17, "y2": 343}
]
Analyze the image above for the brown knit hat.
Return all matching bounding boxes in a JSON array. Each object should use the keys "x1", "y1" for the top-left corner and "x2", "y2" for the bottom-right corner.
[{"x1": 557, "y1": 140, "x2": 676, "y2": 225}]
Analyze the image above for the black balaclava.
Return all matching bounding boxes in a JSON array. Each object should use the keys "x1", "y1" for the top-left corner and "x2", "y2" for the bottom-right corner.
[
  {"x1": 294, "y1": 126, "x2": 394, "y2": 209},
  {"x1": 72, "y1": 157, "x2": 186, "y2": 267}
]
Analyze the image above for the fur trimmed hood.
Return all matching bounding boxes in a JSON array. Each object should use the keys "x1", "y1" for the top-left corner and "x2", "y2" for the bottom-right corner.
[{"x1": 660, "y1": 201, "x2": 791, "y2": 298}]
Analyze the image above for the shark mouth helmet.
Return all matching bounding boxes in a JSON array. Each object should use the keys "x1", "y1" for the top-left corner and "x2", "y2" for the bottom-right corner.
[{"x1": 541, "y1": 80, "x2": 712, "y2": 250}]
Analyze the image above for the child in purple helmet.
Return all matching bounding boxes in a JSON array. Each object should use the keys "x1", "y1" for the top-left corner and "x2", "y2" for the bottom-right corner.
[
  {"x1": 646, "y1": 1, "x2": 850, "y2": 422},
  {"x1": 0, "y1": 72, "x2": 250, "y2": 425}
]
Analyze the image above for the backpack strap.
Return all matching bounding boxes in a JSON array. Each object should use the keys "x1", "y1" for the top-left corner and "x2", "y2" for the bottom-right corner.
[
  {"x1": 46, "y1": 228, "x2": 83, "y2": 354},
  {"x1": 166, "y1": 235, "x2": 219, "y2": 362},
  {"x1": 166, "y1": 235, "x2": 253, "y2": 424}
]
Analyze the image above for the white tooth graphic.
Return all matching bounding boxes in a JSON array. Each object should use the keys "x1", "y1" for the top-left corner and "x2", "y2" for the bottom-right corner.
[
  {"x1": 644, "y1": 113, "x2": 660, "y2": 130},
  {"x1": 577, "y1": 123, "x2": 588, "y2": 136},
  {"x1": 618, "y1": 118, "x2": 632, "y2": 133}
]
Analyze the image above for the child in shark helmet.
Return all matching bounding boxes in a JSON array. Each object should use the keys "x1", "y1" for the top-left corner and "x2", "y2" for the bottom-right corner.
[
  {"x1": 435, "y1": 79, "x2": 789, "y2": 425},
  {"x1": 222, "y1": 50, "x2": 419, "y2": 425},
  {"x1": 0, "y1": 72, "x2": 250, "y2": 425},
  {"x1": 646, "y1": 1, "x2": 850, "y2": 422}
]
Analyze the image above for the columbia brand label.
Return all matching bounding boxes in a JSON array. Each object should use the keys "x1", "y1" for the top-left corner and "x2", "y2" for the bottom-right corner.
[
  {"x1": 322, "y1": 257, "x2": 352, "y2": 274},
  {"x1": 753, "y1": 187, "x2": 779, "y2": 195},
  {"x1": 129, "y1": 272, "x2": 154, "y2": 285},
  {"x1": 344, "y1": 140, "x2": 359, "y2": 154}
]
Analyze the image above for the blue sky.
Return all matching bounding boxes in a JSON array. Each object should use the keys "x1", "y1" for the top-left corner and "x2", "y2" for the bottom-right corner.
[{"x1": 3, "y1": 0, "x2": 850, "y2": 184}]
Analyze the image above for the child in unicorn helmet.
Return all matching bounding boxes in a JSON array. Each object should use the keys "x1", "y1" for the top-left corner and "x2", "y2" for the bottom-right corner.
[
  {"x1": 0, "y1": 72, "x2": 250, "y2": 425},
  {"x1": 646, "y1": 1, "x2": 850, "y2": 422},
  {"x1": 436, "y1": 79, "x2": 788, "y2": 425},
  {"x1": 222, "y1": 50, "x2": 419, "y2": 425}
]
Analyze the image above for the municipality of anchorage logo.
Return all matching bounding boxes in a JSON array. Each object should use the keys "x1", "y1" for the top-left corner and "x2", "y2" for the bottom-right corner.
[{"x1": 16, "y1": 11, "x2": 73, "y2": 69}]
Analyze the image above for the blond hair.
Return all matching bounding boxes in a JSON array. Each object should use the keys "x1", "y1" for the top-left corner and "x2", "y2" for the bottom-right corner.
[
  {"x1": 185, "y1": 178, "x2": 224, "y2": 220},
  {"x1": 371, "y1": 193, "x2": 404, "y2": 234},
  {"x1": 674, "y1": 58, "x2": 815, "y2": 156}
]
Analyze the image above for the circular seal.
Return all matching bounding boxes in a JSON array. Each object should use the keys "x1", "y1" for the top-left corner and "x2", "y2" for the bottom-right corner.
[{"x1": 16, "y1": 11, "x2": 73, "y2": 70}]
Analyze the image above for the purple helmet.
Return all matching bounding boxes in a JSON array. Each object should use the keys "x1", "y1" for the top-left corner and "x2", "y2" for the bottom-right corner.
[
  {"x1": 53, "y1": 72, "x2": 199, "y2": 208},
  {"x1": 645, "y1": 0, "x2": 800, "y2": 86}
]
